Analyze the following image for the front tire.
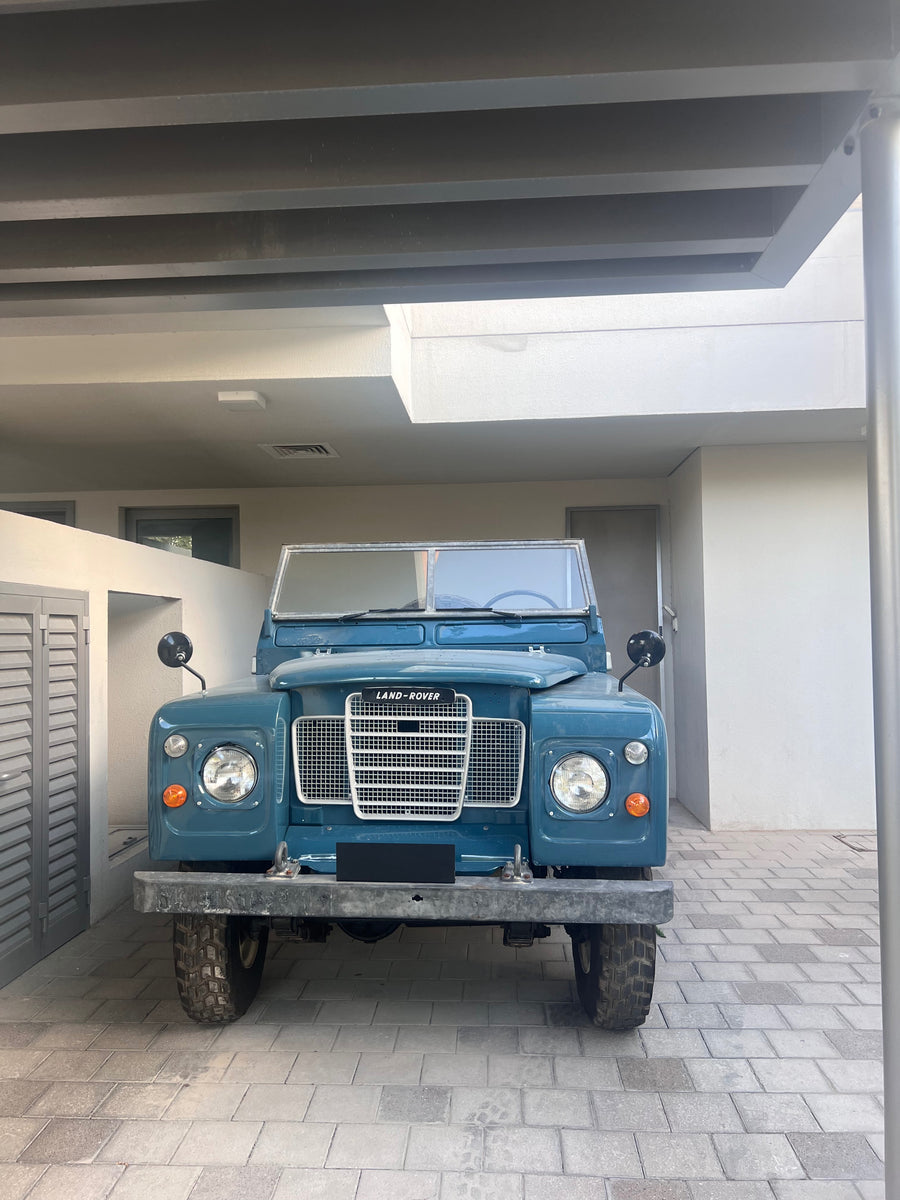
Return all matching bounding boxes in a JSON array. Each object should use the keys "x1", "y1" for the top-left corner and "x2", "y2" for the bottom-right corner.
[
  {"x1": 571, "y1": 921, "x2": 656, "y2": 1030},
  {"x1": 173, "y1": 913, "x2": 268, "y2": 1023}
]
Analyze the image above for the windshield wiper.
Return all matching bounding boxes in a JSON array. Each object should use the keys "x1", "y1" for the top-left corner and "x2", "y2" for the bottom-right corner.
[{"x1": 337, "y1": 607, "x2": 423, "y2": 622}]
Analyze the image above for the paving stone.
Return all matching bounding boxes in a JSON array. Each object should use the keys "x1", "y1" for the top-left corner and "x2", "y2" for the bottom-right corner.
[
  {"x1": 107, "y1": 1165, "x2": 199, "y2": 1200},
  {"x1": 272, "y1": 1168, "x2": 359, "y2": 1200},
  {"x1": 825, "y1": 1029, "x2": 883, "y2": 1058},
  {"x1": 732, "y1": 1092, "x2": 819, "y2": 1133},
  {"x1": 485, "y1": 1127, "x2": 562, "y2": 1174},
  {"x1": 378, "y1": 1086, "x2": 450, "y2": 1123},
  {"x1": 221, "y1": 1052, "x2": 297, "y2": 1083},
  {"x1": 93, "y1": 1052, "x2": 174, "y2": 1081},
  {"x1": 818, "y1": 1056, "x2": 883, "y2": 1090},
  {"x1": 592, "y1": 1091, "x2": 669, "y2": 1131},
  {"x1": 636, "y1": 1133, "x2": 724, "y2": 1179},
  {"x1": 619, "y1": 1057, "x2": 693, "y2": 1091},
  {"x1": 96, "y1": 1120, "x2": 191, "y2": 1164},
  {"x1": 456, "y1": 1028, "x2": 518, "y2": 1055},
  {"x1": 522, "y1": 1087, "x2": 593, "y2": 1127},
  {"x1": 757, "y1": 946, "x2": 817, "y2": 964},
  {"x1": 162, "y1": 1083, "x2": 247, "y2": 1120},
  {"x1": 661, "y1": 1092, "x2": 743, "y2": 1132},
  {"x1": 356, "y1": 1053, "x2": 423, "y2": 1085},
  {"x1": 28, "y1": 1050, "x2": 111, "y2": 1080},
  {"x1": 96, "y1": 1083, "x2": 180, "y2": 1118},
  {"x1": 787, "y1": 1132, "x2": 884, "y2": 1179},
  {"x1": 689, "y1": 1185, "x2": 775, "y2": 1199},
  {"x1": 733, "y1": 983, "x2": 800, "y2": 1006},
  {"x1": 357, "y1": 1169, "x2": 440, "y2": 1200},
  {"x1": 749, "y1": 1058, "x2": 831, "y2": 1093},
  {"x1": 443, "y1": 1171, "x2": 523, "y2": 1199},
  {"x1": 608, "y1": 1185, "x2": 693, "y2": 1200},
  {"x1": 0, "y1": 1081, "x2": 49, "y2": 1116},
  {"x1": 712, "y1": 1134, "x2": 804, "y2": 1179},
  {"x1": 770, "y1": 1184, "x2": 861, "y2": 1200},
  {"x1": 26, "y1": 1082, "x2": 113, "y2": 1117},
  {"x1": 551, "y1": 1055, "x2": 619, "y2": 1089},
  {"x1": 20, "y1": 1118, "x2": 121, "y2": 1164},
  {"x1": 171, "y1": 1121, "x2": 261, "y2": 1166},
  {"x1": 396, "y1": 1028, "x2": 457, "y2": 1054},
  {"x1": 249, "y1": 1121, "x2": 336, "y2": 1167},
  {"x1": 641, "y1": 1030, "x2": 711, "y2": 1057},
  {"x1": 334, "y1": 1027, "x2": 401, "y2": 1053},
  {"x1": 802, "y1": 1091, "x2": 884, "y2": 1132},
  {"x1": 24, "y1": 1163, "x2": 124, "y2": 1200},
  {"x1": 405, "y1": 1125, "x2": 483, "y2": 1171},
  {"x1": 0, "y1": 1163, "x2": 48, "y2": 1200},
  {"x1": 233, "y1": 1082, "x2": 313, "y2": 1120}
]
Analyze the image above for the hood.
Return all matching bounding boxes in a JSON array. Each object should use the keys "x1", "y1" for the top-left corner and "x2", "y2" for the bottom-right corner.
[{"x1": 268, "y1": 647, "x2": 587, "y2": 691}]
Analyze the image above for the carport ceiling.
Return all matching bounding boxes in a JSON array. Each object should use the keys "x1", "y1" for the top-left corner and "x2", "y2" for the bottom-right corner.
[{"x1": 0, "y1": 0, "x2": 897, "y2": 314}]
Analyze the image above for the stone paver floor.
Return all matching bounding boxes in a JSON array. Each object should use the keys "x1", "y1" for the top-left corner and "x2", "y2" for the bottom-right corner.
[{"x1": 0, "y1": 807, "x2": 885, "y2": 1199}]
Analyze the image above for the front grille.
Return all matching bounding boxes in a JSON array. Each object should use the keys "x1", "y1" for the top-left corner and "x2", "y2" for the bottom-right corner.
[
  {"x1": 347, "y1": 693, "x2": 471, "y2": 820},
  {"x1": 293, "y1": 696, "x2": 525, "y2": 819}
]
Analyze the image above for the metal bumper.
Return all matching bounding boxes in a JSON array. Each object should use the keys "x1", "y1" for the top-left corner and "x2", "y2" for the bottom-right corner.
[{"x1": 133, "y1": 870, "x2": 674, "y2": 925}]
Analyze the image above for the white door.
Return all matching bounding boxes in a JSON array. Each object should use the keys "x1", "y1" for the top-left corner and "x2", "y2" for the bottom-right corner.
[{"x1": 568, "y1": 507, "x2": 662, "y2": 708}]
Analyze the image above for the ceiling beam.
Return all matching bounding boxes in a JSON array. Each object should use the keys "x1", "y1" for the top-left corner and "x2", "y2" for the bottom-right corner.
[
  {"x1": 0, "y1": 0, "x2": 892, "y2": 133},
  {"x1": 0, "y1": 95, "x2": 834, "y2": 222},
  {"x1": 0, "y1": 254, "x2": 765, "y2": 317},
  {"x1": 0, "y1": 190, "x2": 794, "y2": 282}
]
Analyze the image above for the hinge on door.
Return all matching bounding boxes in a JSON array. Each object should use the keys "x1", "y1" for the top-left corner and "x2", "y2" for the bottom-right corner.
[
  {"x1": 83, "y1": 620, "x2": 90, "y2": 645},
  {"x1": 39, "y1": 614, "x2": 48, "y2": 646},
  {"x1": 37, "y1": 901, "x2": 48, "y2": 933},
  {"x1": 83, "y1": 875, "x2": 91, "y2": 895}
]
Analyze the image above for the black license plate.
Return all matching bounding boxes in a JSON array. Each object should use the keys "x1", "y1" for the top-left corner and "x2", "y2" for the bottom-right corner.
[
  {"x1": 337, "y1": 842, "x2": 456, "y2": 884},
  {"x1": 362, "y1": 685, "x2": 456, "y2": 704}
]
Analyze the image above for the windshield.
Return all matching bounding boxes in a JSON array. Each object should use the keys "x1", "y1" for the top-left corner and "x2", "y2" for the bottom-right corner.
[{"x1": 271, "y1": 543, "x2": 589, "y2": 617}]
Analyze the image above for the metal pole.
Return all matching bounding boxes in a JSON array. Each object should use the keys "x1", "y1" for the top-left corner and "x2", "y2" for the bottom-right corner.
[{"x1": 861, "y1": 99, "x2": 900, "y2": 1196}]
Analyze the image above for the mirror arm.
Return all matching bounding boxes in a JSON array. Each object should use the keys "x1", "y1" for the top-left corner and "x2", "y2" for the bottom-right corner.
[
  {"x1": 181, "y1": 662, "x2": 207, "y2": 693},
  {"x1": 617, "y1": 656, "x2": 651, "y2": 693}
]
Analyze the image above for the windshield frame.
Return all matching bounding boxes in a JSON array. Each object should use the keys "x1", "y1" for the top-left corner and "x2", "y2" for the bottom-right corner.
[{"x1": 269, "y1": 540, "x2": 596, "y2": 620}]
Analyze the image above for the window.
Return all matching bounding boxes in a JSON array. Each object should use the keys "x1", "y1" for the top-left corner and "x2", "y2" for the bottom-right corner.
[
  {"x1": 0, "y1": 500, "x2": 75, "y2": 526},
  {"x1": 122, "y1": 506, "x2": 240, "y2": 567}
]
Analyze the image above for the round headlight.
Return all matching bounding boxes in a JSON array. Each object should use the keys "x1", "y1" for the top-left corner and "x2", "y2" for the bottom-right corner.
[
  {"x1": 164, "y1": 733, "x2": 189, "y2": 759},
  {"x1": 624, "y1": 740, "x2": 649, "y2": 765},
  {"x1": 550, "y1": 753, "x2": 609, "y2": 813},
  {"x1": 202, "y1": 746, "x2": 258, "y2": 803}
]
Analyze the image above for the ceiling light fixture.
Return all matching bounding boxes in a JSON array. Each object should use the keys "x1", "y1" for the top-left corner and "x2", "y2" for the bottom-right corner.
[{"x1": 218, "y1": 390, "x2": 267, "y2": 411}]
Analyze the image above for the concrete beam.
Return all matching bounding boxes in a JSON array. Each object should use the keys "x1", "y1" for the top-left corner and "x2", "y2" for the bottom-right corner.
[
  {"x1": 0, "y1": 254, "x2": 764, "y2": 317},
  {"x1": 0, "y1": 0, "x2": 892, "y2": 133},
  {"x1": 0, "y1": 190, "x2": 793, "y2": 282},
  {"x1": 0, "y1": 95, "x2": 833, "y2": 221}
]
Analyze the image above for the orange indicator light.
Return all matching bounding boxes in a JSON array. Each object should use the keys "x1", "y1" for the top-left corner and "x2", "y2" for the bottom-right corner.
[
  {"x1": 163, "y1": 784, "x2": 188, "y2": 807},
  {"x1": 624, "y1": 792, "x2": 650, "y2": 817}
]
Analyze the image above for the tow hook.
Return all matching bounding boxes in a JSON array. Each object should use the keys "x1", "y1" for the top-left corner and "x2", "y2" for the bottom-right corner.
[
  {"x1": 266, "y1": 840, "x2": 301, "y2": 878},
  {"x1": 501, "y1": 843, "x2": 533, "y2": 883}
]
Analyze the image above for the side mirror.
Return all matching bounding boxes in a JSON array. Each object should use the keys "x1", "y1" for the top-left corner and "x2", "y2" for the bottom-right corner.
[
  {"x1": 618, "y1": 629, "x2": 666, "y2": 692},
  {"x1": 157, "y1": 631, "x2": 207, "y2": 692},
  {"x1": 157, "y1": 631, "x2": 194, "y2": 668}
]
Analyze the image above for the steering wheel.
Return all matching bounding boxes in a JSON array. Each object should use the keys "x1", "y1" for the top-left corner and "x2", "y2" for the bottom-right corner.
[{"x1": 485, "y1": 589, "x2": 560, "y2": 609}]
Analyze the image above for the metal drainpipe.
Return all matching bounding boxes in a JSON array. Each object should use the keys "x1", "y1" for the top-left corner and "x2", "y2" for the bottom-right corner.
[{"x1": 860, "y1": 99, "x2": 900, "y2": 1193}]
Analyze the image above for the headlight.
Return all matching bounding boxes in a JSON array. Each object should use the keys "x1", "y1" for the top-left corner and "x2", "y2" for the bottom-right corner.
[
  {"x1": 202, "y1": 746, "x2": 258, "y2": 803},
  {"x1": 164, "y1": 733, "x2": 189, "y2": 759},
  {"x1": 624, "y1": 740, "x2": 649, "y2": 765},
  {"x1": 550, "y1": 753, "x2": 609, "y2": 813}
]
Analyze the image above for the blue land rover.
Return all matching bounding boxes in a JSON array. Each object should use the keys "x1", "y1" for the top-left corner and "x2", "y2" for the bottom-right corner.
[{"x1": 134, "y1": 539, "x2": 673, "y2": 1028}]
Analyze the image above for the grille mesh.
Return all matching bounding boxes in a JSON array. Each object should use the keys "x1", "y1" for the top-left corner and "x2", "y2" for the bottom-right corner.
[{"x1": 293, "y1": 700, "x2": 525, "y2": 818}]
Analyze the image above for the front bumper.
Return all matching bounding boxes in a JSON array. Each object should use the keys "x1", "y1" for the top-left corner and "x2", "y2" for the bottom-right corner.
[{"x1": 133, "y1": 870, "x2": 674, "y2": 925}]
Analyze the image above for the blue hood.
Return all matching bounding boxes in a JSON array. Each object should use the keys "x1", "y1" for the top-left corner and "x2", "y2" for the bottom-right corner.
[{"x1": 268, "y1": 648, "x2": 586, "y2": 691}]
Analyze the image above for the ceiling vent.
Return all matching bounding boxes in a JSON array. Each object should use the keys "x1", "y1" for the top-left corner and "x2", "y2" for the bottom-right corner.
[{"x1": 258, "y1": 442, "x2": 340, "y2": 460}]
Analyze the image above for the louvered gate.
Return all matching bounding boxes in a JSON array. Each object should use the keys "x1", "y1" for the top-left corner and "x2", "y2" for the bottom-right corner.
[{"x1": 0, "y1": 587, "x2": 88, "y2": 987}]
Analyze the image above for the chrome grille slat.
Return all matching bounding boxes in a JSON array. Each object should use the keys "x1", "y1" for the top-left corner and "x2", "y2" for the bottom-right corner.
[{"x1": 292, "y1": 702, "x2": 525, "y2": 818}]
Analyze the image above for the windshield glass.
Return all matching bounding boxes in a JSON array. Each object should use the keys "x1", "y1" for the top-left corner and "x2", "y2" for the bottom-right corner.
[
  {"x1": 432, "y1": 546, "x2": 586, "y2": 610},
  {"x1": 275, "y1": 550, "x2": 427, "y2": 615},
  {"x1": 271, "y1": 543, "x2": 588, "y2": 616}
]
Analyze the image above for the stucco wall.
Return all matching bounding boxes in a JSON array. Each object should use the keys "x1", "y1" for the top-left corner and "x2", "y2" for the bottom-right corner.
[
  {"x1": 0, "y1": 510, "x2": 269, "y2": 917},
  {"x1": 700, "y1": 442, "x2": 874, "y2": 830},
  {"x1": 668, "y1": 451, "x2": 711, "y2": 827}
]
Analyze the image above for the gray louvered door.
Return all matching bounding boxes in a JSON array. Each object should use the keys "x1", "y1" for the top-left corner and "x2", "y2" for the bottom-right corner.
[{"x1": 0, "y1": 590, "x2": 88, "y2": 985}]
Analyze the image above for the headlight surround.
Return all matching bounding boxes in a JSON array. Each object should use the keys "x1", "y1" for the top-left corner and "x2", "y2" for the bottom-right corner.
[
  {"x1": 624, "y1": 740, "x2": 649, "y2": 765},
  {"x1": 164, "y1": 733, "x2": 189, "y2": 759},
  {"x1": 201, "y1": 745, "x2": 258, "y2": 803},
  {"x1": 550, "y1": 753, "x2": 609, "y2": 813}
]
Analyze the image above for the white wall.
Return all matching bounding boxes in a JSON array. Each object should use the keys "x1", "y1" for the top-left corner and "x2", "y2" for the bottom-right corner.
[
  {"x1": 668, "y1": 451, "x2": 711, "y2": 827},
  {"x1": 700, "y1": 442, "x2": 874, "y2": 830},
  {"x1": 0, "y1": 510, "x2": 269, "y2": 918}
]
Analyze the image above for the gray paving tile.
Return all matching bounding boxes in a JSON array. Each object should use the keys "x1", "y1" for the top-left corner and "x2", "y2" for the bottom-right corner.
[
  {"x1": 188, "y1": 1165, "x2": 281, "y2": 1200},
  {"x1": 272, "y1": 1168, "x2": 358, "y2": 1200},
  {"x1": 307, "y1": 1084, "x2": 381, "y2": 1123},
  {"x1": 22, "y1": 1163, "x2": 124, "y2": 1200},
  {"x1": 443, "y1": 1171, "x2": 522, "y2": 1200},
  {"x1": 96, "y1": 1083, "x2": 180, "y2": 1118},
  {"x1": 250, "y1": 1121, "x2": 335, "y2": 1166},
  {"x1": 449, "y1": 1087, "x2": 521, "y2": 1125},
  {"x1": 405, "y1": 1125, "x2": 483, "y2": 1171},
  {"x1": 96, "y1": 1120, "x2": 191, "y2": 1164},
  {"x1": 0, "y1": 1164, "x2": 48, "y2": 1200},
  {"x1": 485, "y1": 1127, "x2": 562, "y2": 1174},
  {"x1": 818, "y1": 1057, "x2": 883, "y2": 1091},
  {"x1": 356, "y1": 1053, "x2": 423, "y2": 1085},
  {"x1": 107, "y1": 1165, "x2": 199, "y2": 1200},
  {"x1": 20, "y1": 1118, "x2": 121, "y2": 1164},
  {"x1": 749, "y1": 1058, "x2": 831, "y2": 1092},
  {"x1": 592, "y1": 1091, "x2": 669, "y2": 1131},
  {"x1": 803, "y1": 1091, "x2": 884, "y2": 1132},
  {"x1": 787, "y1": 1132, "x2": 884, "y2": 1179},
  {"x1": 357, "y1": 1169, "x2": 440, "y2": 1200},
  {"x1": 379, "y1": 1086, "x2": 450, "y2": 1123},
  {"x1": 731, "y1": 1093, "x2": 819, "y2": 1133},
  {"x1": 712, "y1": 1134, "x2": 804, "y2": 1180},
  {"x1": 637, "y1": 1133, "x2": 724, "y2": 1179},
  {"x1": 171, "y1": 1121, "x2": 261, "y2": 1166},
  {"x1": 0, "y1": 1081, "x2": 48, "y2": 1117},
  {"x1": 233, "y1": 1082, "x2": 313, "y2": 1120},
  {"x1": 607, "y1": 1184, "x2": 693, "y2": 1200},
  {"x1": 163, "y1": 1083, "x2": 246, "y2": 1120},
  {"x1": 26, "y1": 1082, "x2": 113, "y2": 1117},
  {"x1": 620, "y1": 1057, "x2": 693, "y2": 1091},
  {"x1": 661, "y1": 1092, "x2": 743, "y2": 1132},
  {"x1": 522, "y1": 1087, "x2": 593, "y2": 1127}
]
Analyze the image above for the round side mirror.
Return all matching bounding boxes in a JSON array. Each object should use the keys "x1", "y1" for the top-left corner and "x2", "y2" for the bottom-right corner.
[
  {"x1": 158, "y1": 631, "x2": 193, "y2": 669},
  {"x1": 626, "y1": 630, "x2": 666, "y2": 668}
]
